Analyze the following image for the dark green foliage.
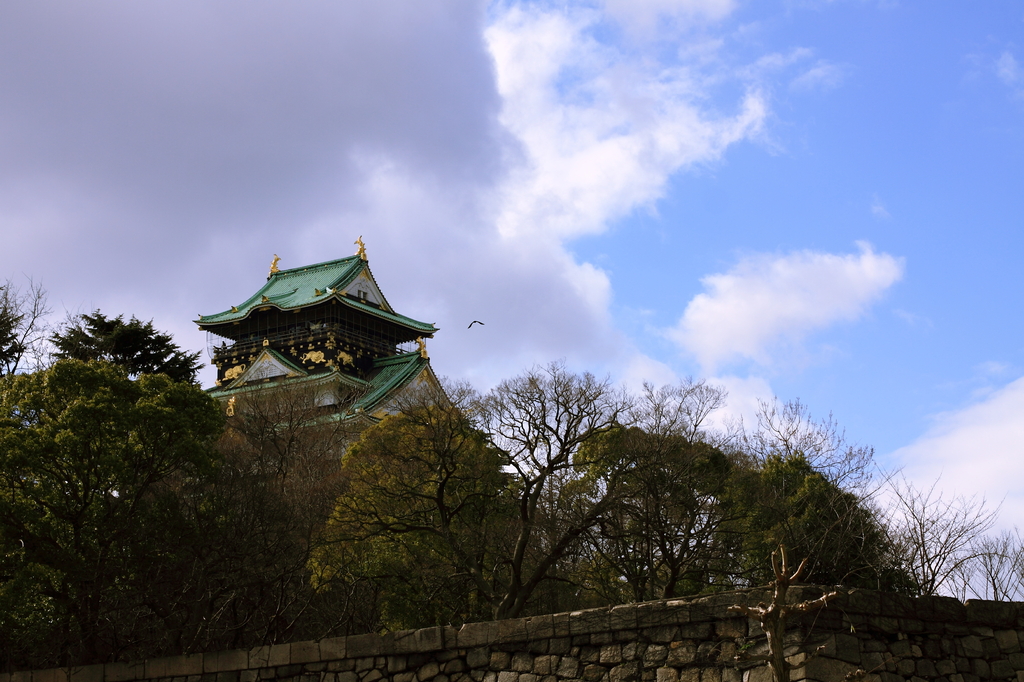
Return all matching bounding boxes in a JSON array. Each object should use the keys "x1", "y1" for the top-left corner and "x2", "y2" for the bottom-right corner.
[
  {"x1": 0, "y1": 360, "x2": 224, "y2": 667},
  {"x1": 729, "y1": 453, "x2": 911, "y2": 592},
  {"x1": 51, "y1": 311, "x2": 202, "y2": 383}
]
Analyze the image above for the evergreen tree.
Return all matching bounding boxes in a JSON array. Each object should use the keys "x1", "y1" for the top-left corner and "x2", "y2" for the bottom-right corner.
[{"x1": 51, "y1": 311, "x2": 202, "y2": 383}]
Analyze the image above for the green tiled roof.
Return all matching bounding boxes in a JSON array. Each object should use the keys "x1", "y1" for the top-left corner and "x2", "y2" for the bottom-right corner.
[
  {"x1": 351, "y1": 352, "x2": 430, "y2": 413},
  {"x1": 196, "y1": 256, "x2": 437, "y2": 335}
]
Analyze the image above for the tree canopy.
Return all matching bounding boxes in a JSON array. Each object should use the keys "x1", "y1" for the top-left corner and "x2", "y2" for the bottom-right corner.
[
  {"x1": 51, "y1": 311, "x2": 202, "y2": 383},
  {"x1": 0, "y1": 360, "x2": 223, "y2": 666}
]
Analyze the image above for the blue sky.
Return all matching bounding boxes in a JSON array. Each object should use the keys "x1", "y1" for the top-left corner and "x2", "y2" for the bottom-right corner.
[{"x1": 1, "y1": 1, "x2": 1023, "y2": 524}]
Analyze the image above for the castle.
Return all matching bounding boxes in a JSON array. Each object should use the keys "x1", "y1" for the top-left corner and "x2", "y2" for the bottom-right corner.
[{"x1": 196, "y1": 239, "x2": 439, "y2": 423}]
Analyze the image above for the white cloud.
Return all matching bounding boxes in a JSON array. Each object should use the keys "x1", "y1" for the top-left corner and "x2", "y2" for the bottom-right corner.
[
  {"x1": 602, "y1": 0, "x2": 736, "y2": 35},
  {"x1": 486, "y1": 6, "x2": 766, "y2": 243},
  {"x1": 707, "y1": 374, "x2": 775, "y2": 430},
  {"x1": 996, "y1": 51, "x2": 1022, "y2": 86},
  {"x1": 892, "y1": 376, "x2": 1024, "y2": 531},
  {"x1": 996, "y1": 50, "x2": 1024, "y2": 98},
  {"x1": 670, "y1": 242, "x2": 904, "y2": 372},
  {"x1": 871, "y1": 195, "x2": 891, "y2": 219},
  {"x1": 790, "y1": 60, "x2": 846, "y2": 92}
]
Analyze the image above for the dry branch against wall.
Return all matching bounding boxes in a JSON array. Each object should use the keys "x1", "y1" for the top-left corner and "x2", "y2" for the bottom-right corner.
[{"x1": 729, "y1": 546, "x2": 838, "y2": 682}]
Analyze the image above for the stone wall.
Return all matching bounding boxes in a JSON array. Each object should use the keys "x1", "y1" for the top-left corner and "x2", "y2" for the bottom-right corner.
[{"x1": 8, "y1": 587, "x2": 1024, "y2": 682}]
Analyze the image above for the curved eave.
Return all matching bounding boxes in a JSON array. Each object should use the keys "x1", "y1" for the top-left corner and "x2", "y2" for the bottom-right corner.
[
  {"x1": 351, "y1": 352, "x2": 431, "y2": 414},
  {"x1": 195, "y1": 257, "x2": 436, "y2": 336},
  {"x1": 208, "y1": 366, "x2": 369, "y2": 400}
]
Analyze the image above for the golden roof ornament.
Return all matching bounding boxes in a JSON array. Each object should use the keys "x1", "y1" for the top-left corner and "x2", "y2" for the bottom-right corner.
[
  {"x1": 268, "y1": 254, "x2": 281, "y2": 277},
  {"x1": 355, "y1": 236, "x2": 367, "y2": 261},
  {"x1": 416, "y1": 336, "x2": 428, "y2": 359},
  {"x1": 226, "y1": 395, "x2": 237, "y2": 417}
]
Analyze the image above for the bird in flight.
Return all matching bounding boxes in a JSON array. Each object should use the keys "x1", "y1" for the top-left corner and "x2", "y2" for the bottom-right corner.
[{"x1": 468, "y1": 320, "x2": 485, "y2": 328}]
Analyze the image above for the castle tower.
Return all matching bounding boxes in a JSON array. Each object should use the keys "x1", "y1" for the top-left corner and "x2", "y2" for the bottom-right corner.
[{"x1": 196, "y1": 240, "x2": 438, "y2": 422}]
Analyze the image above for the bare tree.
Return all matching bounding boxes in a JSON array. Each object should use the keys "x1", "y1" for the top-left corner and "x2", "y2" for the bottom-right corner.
[
  {"x1": 631, "y1": 378, "x2": 728, "y2": 443},
  {"x1": 0, "y1": 277, "x2": 50, "y2": 375},
  {"x1": 885, "y1": 476, "x2": 998, "y2": 597},
  {"x1": 950, "y1": 529, "x2": 1024, "y2": 602},
  {"x1": 742, "y1": 398, "x2": 874, "y2": 490},
  {"x1": 470, "y1": 362, "x2": 633, "y2": 618}
]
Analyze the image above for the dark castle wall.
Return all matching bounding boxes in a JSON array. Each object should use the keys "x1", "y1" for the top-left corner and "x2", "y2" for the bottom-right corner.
[{"x1": 8, "y1": 587, "x2": 1024, "y2": 682}]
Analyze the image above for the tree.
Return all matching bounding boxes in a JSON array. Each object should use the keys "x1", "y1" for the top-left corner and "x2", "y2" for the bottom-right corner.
[
  {"x1": 0, "y1": 278, "x2": 50, "y2": 376},
  {"x1": 326, "y1": 381, "x2": 512, "y2": 629},
  {"x1": 0, "y1": 360, "x2": 223, "y2": 667},
  {"x1": 51, "y1": 311, "x2": 202, "y2": 383},
  {"x1": 327, "y1": 363, "x2": 634, "y2": 623},
  {"x1": 729, "y1": 454, "x2": 908, "y2": 591},
  {"x1": 581, "y1": 427, "x2": 734, "y2": 603},
  {"x1": 885, "y1": 476, "x2": 998, "y2": 597},
  {"x1": 476, "y1": 362, "x2": 632, "y2": 618}
]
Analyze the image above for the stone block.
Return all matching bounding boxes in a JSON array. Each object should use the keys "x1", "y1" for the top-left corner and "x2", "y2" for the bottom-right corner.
[
  {"x1": 581, "y1": 664, "x2": 605, "y2": 682},
  {"x1": 34, "y1": 670, "x2": 68, "y2": 682},
  {"x1": 966, "y1": 600, "x2": 1017, "y2": 627},
  {"x1": 70, "y1": 665, "x2": 104, "y2": 682},
  {"x1": 533, "y1": 656, "x2": 557, "y2": 676},
  {"x1": 490, "y1": 652, "x2": 511, "y2": 671},
  {"x1": 667, "y1": 642, "x2": 696, "y2": 667},
  {"x1": 556, "y1": 657, "x2": 579, "y2": 678},
  {"x1": 459, "y1": 622, "x2": 498, "y2": 649},
  {"x1": 419, "y1": 627, "x2": 445, "y2": 652},
  {"x1": 320, "y1": 638, "x2": 346, "y2": 662},
  {"x1": 497, "y1": 672, "x2": 518, "y2": 682},
  {"x1": 960, "y1": 635, "x2": 985, "y2": 658},
  {"x1": 512, "y1": 654, "x2": 534, "y2": 673},
  {"x1": 466, "y1": 649, "x2": 490, "y2": 670},
  {"x1": 677, "y1": 670, "x2": 699, "y2": 682},
  {"x1": 149, "y1": 654, "x2": 204, "y2": 678},
  {"x1": 677, "y1": 623, "x2": 711, "y2": 640},
  {"x1": 10, "y1": 672, "x2": 31, "y2": 682},
  {"x1": 608, "y1": 662, "x2": 637, "y2": 682},
  {"x1": 635, "y1": 603, "x2": 679, "y2": 630},
  {"x1": 347, "y1": 635, "x2": 383, "y2": 659},
  {"x1": 996, "y1": 630, "x2": 1021, "y2": 654},
  {"x1": 600, "y1": 646, "x2": 622, "y2": 666},
  {"x1": 621, "y1": 642, "x2": 643, "y2": 662},
  {"x1": 992, "y1": 660, "x2": 1016, "y2": 679},
  {"x1": 418, "y1": 663, "x2": 440, "y2": 681},
  {"x1": 205, "y1": 650, "x2": 247, "y2": 674},
  {"x1": 791, "y1": 657, "x2": 858, "y2": 682},
  {"x1": 552, "y1": 613, "x2": 571, "y2": 638},
  {"x1": 714, "y1": 619, "x2": 746, "y2": 640},
  {"x1": 215, "y1": 672, "x2": 239, "y2": 682},
  {"x1": 655, "y1": 668, "x2": 677, "y2": 682},
  {"x1": 291, "y1": 642, "x2": 321, "y2": 665},
  {"x1": 571, "y1": 609, "x2": 611, "y2": 637},
  {"x1": 497, "y1": 619, "x2": 529, "y2": 644},
  {"x1": 610, "y1": 605, "x2": 638, "y2": 631},
  {"x1": 720, "y1": 669, "x2": 741, "y2": 682},
  {"x1": 741, "y1": 666, "x2": 771, "y2": 682},
  {"x1": 972, "y1": 659, "x2": 991, "y2": 679},
  {"x1": 445, "y1": 661, "x2": 467, "y2": 675},
  {"x1": 527, "y1": 615, "x2": 555, "y2": 641},
  {"x1": 642, "y1": 646, "x2": 667, "y2": 666},
  {"x1": 519, "y1": 675, "x2": 537, "y2": 682},
  {"x1": 364, "y1": 670, "x2": 384, "y2": 682},
  {"x1": 106, "y1": 660, "x2": 146, "y2": 682}
]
